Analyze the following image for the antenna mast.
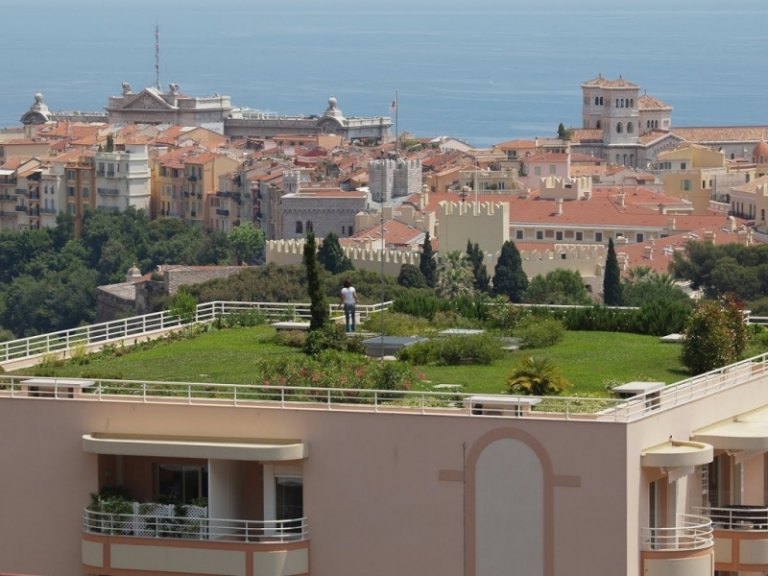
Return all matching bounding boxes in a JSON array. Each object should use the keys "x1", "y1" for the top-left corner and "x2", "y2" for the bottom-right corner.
[{"x1": 155, "y1": 24, "x2": 160, "y2": 90}]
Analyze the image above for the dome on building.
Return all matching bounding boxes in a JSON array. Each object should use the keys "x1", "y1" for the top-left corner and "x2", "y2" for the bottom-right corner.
[
  {"x1": 753, "y1": 141, "x2": 768, "y2": 164},
  {"x1": 322, "y1": 96, "x2": 344, "y2": 120},
  {"x1": 19, "y1": 92, "x2": 52, "y2": 125},
  {"x1": 126, "y1": 265, "x2": 142, "y2": 282}
]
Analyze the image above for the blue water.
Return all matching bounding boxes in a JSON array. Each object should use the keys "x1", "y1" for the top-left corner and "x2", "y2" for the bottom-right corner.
[{"x1": 1, "y1": 0, "x2": 766, "y2": 147}]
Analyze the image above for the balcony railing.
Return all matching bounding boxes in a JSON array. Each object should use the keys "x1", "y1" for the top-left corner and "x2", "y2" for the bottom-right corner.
[
  {"x1": 701, "y1": 505, "x2": 768, "y2": 530},
  {"x1": 82, "y1": 507, "x2": 307, "y2": 543},
  {"x1": 641, "y1": 514, "x2": 713, "y2": 551}
]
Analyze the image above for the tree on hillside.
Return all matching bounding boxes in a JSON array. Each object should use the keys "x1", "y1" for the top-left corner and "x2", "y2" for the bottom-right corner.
[
  {"x1": 492, "y1": 240, "x2": 528, "y2": 303},
  {"x1": 303, "y1": 232, "x2": 327, "y2": 331},
  {"x1": 603, "y1": 238, "x2": 622, "y2": 306},
  {"x1": 681, "y1": 296, "x2": 748, "y2": 374},
  {"x1": 228, "y1": 223, "x2": 264, "y2": 265},
  {"x1": 419, "y1": 232, "x2": 437, "y2": 288},
  {"x1": 397, "y1": 263, "x2": 428, "y2": 289},
  {"x1": 318, "y1": 232, "x2": 352, "y2": 274},
  {"x1": 525, "y1": 269, "x2": 592, "y2": 305},
  {"x1": 466, "y1": 240, "x2": 490, "y2": 292}
]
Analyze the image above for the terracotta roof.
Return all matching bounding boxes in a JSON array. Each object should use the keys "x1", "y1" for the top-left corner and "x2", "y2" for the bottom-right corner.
[
  {"x1": 638, "y1": 94, "x2": 672, "y2": 110},
  {"x1": 345, "y1": 218, "x2": 424, "y2": 248},
  {"x1": 673, "y1": 126, "x2": 768, "y2": 143},
  {"x1": 569, "y1": 129, "x2": 603, "y2": 143},
  {"x1": 582, "y1": 75, "x2": 639, "y2": 89}
]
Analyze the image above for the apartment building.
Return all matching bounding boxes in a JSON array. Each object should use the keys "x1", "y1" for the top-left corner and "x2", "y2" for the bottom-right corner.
[{"x1": 3, "y1": 348, "x2": 768, "y2": 576}]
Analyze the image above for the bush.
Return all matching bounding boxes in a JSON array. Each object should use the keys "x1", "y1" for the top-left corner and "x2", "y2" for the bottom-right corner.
[
  {"x1": 362, "y1": 311, "x2": 434, "y2": 336},
  {"x1": 399, "y1": 334, "x2": 503, "y2": 366},
  {"x1": 271, "y1": 330, "x2": 307, "y2": 349},
  {"x1": 303, "y1": 324, "x2": 348, "y2": 356},
  {"x1": 514, "y1": 317, "x2": 564, "y2": 349}
]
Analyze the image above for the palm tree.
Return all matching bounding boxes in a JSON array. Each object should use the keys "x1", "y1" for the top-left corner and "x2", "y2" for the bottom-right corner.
[
  {"x1": 507, "y1": 356, "x2": 569, "y2": 396},
  {"x1": 436, "y1": 250, "x2": 475, "y2": 299}
]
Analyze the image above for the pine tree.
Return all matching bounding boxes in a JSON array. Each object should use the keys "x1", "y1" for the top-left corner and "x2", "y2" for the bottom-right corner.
[
  {"x1": 603, "y1": 238, "x2": 622, "y2": 306},
  {"x1": 466, "y1": 240, "x2": 490, "y2": 292},
  {"x1": 303, "y1": 232, "x2": 327, "y2": 331},
  {"x1": 317, "y1": 232, "x2": 352, "y2": 274},
  {"x1": 492, "y1": 240, "x2": 528, "y2": 302},
  {"x1": 419, "y1": 231, "x2": 437, "y2": 288}
]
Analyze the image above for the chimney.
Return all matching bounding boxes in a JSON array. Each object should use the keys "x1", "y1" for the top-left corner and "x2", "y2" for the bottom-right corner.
[
  {"x1": 555, "y1": 198, "x2": 563, "y2": 215},
  {"x1": 644, "y1": 246, "x2": 653, "y2": 260},
  {"x1": 703, "y1": 230, "x2": 715, "y2": 244},
  {"x1": 618, "y1": 192, "x2": 626, "y2": 208},
  {"x1": 668, "y1": 218, "x2": 677, "y2": 231},
  {"x1": 657, "y1": 203, "x2": 665, "y2": 215}
]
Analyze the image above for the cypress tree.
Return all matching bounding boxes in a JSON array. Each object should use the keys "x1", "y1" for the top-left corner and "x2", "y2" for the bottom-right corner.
[
  {"x1": 466, "y1": 240, "x2": 490, "y2": 292},
  {"x1": 318, "y1": 232, "x2": 352, "y2": 274},
  {"x1": 603, "y1": 238, "x2": 622, "y2": 306},
  {"x1": 419, "y1": 231, "x2": 437, "y2": 288},
  {"x1": 492, "y1": 240, "x2": 528, "y2": 302},
  {"x1": 303, "y1": 232, "x2": 327, "y2": 330}
]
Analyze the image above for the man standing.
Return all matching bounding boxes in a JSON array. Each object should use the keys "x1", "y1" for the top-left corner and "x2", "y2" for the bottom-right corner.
[{"x1": 340, "y1": 279, "x2": 358, "y2": 332}]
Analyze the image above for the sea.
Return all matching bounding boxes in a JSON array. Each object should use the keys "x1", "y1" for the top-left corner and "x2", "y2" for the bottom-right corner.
[{"x1": 1, "y1": 0, "x2": 767, "y2": 148}]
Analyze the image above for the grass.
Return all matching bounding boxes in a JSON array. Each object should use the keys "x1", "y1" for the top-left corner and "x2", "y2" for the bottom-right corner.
[{"x1": 15, "y1": 325, "x2": 690, "y2": 397}]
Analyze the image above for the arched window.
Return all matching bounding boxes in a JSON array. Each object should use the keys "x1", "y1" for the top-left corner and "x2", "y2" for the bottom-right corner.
[
  {"x1": 306, "y1": 220, "x2": 314, "y2": 233},
  {"x1": 595, "y1": 96, "x2": 599, "y2": 105},
  {"x1": 295, "y1": 221, "x2": 303, "y2": 234},
  {"x1": 627, "y1": 122, "x2": 633, "y2": 133},
  {"x1": 599, "y1": 96, "x2": 604, "y2": 105},
  {"x1": 616, "y1": 122, "x2": 623, "y2": 134},
  {"x1": 596, "y1": 120, "x2": 601, "y2": 129}
]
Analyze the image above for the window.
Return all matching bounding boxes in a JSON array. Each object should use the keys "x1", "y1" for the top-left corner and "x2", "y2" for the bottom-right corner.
[
  {"x1": 515, "y1": 230, "x2": 524, "y2": 240},
  {"x1": 306, "y1": 220, "x2": 314, "y2": 233},
  {"x1": 549, "y1": 165, "x2": 557, "y2": 175},
  {"x1": 595, "y1": 232, "x2": 603, "y2": 242},
  {"x1": 544, "y1": 230, "x2": 554, "y2": 239},
  {"x1": 681, "y1": 180, "x2": 691, "y2": 191},
  {"x1": 82, "y1": 187, "x2": 89, "y2": 198},
  {"x1": 616, "y1": 122, "x2": 623, "y2": 134},
  {"x1": 295, "y1": 221, "x2": 303, "y2": 234},
  {"x1": 636, "y1": 233, "x2": 644, "y2": 243},
  {"x1": 534, "y1": 166, "x2": 541, "y2": 176},
  {"x1": 536, "y1": 230, "x2": 543, "y2": 240},
  {"x1": 555, "y1": 231, "x2": 563, "y2": 241},
  {"x1": 155, "y1": 463, "x2": 208, "y2": 504},
  {"x1": 67, "y1": 186, "x2": 75, "y2": 197},
  {"x1": 627, "y1": 122, "x2": 633, "y2": 134},
  {"x1": 680, "y1": 162, "x2": 687, "y2": 170},
  {"x1": 575, "y1": 231, "x2": 583, "y2": 241},
  {"x1": 276, "y1": 476, "x2": 303, "y2": 528}
]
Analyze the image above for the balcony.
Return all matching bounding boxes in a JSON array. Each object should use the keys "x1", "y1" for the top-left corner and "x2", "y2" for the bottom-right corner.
[
  {"x1": 702, "y1": 505, "x2": 768, "y2": 571},
  {"x1": 82, "y1": 505, "x2": 309, "y2": 576},
  {"x1": 83, "y1": 505, "x2": 307, "y2": 542},
  {"x1": 641, "y1": 515, "x2": 714, "y2": 576}
]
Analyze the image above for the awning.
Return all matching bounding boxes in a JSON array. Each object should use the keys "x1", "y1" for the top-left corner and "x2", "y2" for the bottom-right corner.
[
  {"x1": 641, "y1": 439, "x2": 713, "y2": 469},
  {"x1": 82, "y1": 433, "x2": 307, "y2": 461},
  {"x1": 693, "y1": 405, "x2": 768, "y2": 451}
]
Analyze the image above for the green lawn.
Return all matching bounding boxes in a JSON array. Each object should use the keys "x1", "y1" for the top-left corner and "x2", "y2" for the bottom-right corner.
[{"x1": 17, "y1": 326, "x2": 689, "y2": 397}]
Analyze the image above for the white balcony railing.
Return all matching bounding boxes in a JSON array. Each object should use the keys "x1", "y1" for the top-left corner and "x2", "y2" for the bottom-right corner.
[
  {"x1": 82, "y1": 507, "x2": 308, "y2": 543},
  {"x1": 641, "y1": 514, "x2": 713, "y2": 551}
]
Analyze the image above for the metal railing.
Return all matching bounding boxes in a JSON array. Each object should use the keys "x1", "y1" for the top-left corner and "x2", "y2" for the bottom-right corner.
[
  {"x1": 82, "y1": 508, "x2": 307, "y2": 543},
  {"x1": 1, "y1": 352, "x2": 767, "y2": 423},
  {"x1": 0, "y1": 300, "x2": 393, "y2": 365},
  {"x1": 699, "y1": 505, "x2": 768, "y2": 530},
  {"x1": 641, "y1": 514, "x2": 713, "y2": 551}
]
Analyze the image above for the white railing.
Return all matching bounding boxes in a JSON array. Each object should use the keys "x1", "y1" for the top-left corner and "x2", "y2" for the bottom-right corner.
[
  {"x1": 2, "y1": 352, "x2": 767, "y2": 422},
  {"x1": 82, "y1": 507, "x2": 307, "y2": 543},
  {"x1": 641, "y1": 514, "x2": 713, "y2": 551},
  {"x1": 0, "y1": 300, "x2": 393, "y2": 365},
  {"x1": 700, "y1": 505, "x2": 768, "y2": 530}
]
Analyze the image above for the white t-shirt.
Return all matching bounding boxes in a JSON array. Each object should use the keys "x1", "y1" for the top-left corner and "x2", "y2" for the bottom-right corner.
[{"x1": 341, "y1": 286, "x2": 356, "y2": 305}]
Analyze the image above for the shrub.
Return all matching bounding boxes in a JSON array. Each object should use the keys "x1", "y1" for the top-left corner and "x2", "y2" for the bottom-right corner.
[
  {"x1": 392, "y1": 290, "x2": 441, "y2": 320},
  {"x1": 681, "y1": 297, "x2": 748, "y2": 374},
  {"x1": 271, "y1": 330, "x2": 308, "y2": 349},
  {"x1": 399, "y1": 334, "x2": 503, "y2": 366},
  {"x1": 514, "y1": 317, "x2": 564, "y2": 349},
  {"x1": 362, "y1": 311, "x2": 434, "y2": 336},
  {"x1": 303, "y1": 324, "x2": 348, "y2": 356}
]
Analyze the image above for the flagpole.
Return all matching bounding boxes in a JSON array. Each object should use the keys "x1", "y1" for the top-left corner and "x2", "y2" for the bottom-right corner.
[{"x1": 394, "y1": 90, "x2": 399, "y2": 158}]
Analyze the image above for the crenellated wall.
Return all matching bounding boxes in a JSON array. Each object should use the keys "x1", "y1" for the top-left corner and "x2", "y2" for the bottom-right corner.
[
  {"x1": 266, "y1": 239, "x2": 605, "y2": 282},
  {"x1": 266, "y1": 238, "x2": 421, "y2": 276},
  {"x1": 438, "y1": 200, "x2": 509, "y2": 255}
]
